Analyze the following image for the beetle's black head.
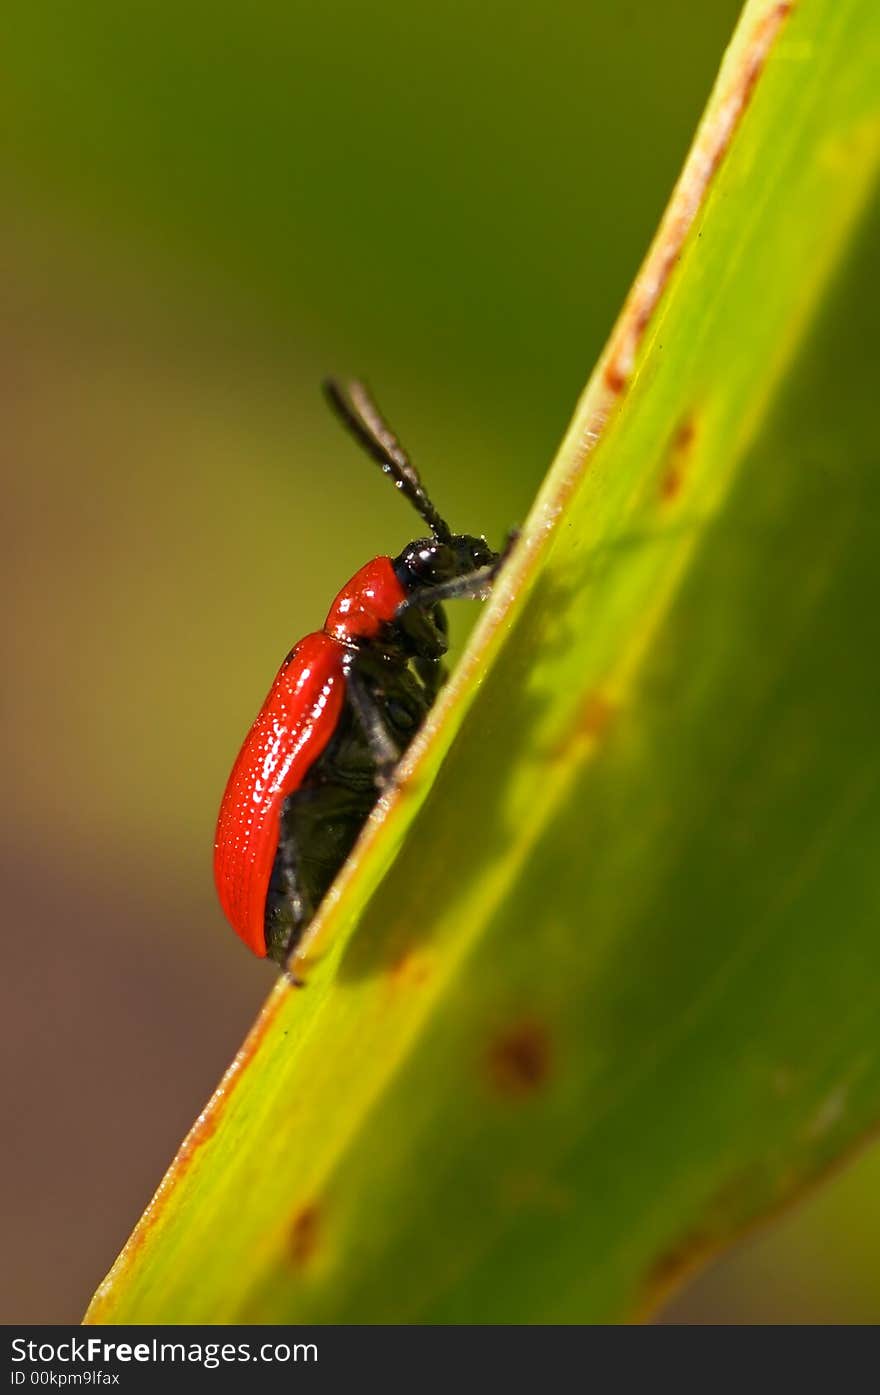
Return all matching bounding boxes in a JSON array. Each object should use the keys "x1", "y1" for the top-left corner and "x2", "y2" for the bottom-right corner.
[{"x1": 393, "y1": 533, "x2": 497, "y2": 591}]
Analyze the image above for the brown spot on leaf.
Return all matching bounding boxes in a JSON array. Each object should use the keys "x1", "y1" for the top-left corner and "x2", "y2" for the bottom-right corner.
[
  {"x1": 489, "y1": 1020, "x2": 553, "y2": 1097},
  {"x1": 387, "y1": 946, "x2": 431, "y2": 989},
  {"x1": 603, "y1": 361, "x2": 628, "y2": 395},
  {"x1": 661, "y1": 414, "x2": 699, "y2": 501},
  {"x1": 289, "y1": 1204, "x2": 321, "y2": 1268},
  {"x1": 550, "y1": 691, "x2": 615, "y2": 763},
  {"x1": 578, "y1": 692, "x2": 615, "y2": 739},
  {"x1": 640, "y1": 1227, "x2": 721, "y2": 1317}
]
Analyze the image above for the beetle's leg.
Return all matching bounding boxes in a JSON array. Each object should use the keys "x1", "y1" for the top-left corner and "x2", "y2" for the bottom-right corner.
[
  {"x1": 283, "y1": 960, "x2": 306, "y2": 988},
  {"x1": 415, "y1": 653, "x2": 447, "y2": 703},
  {"x1": 345, "y1": 663, "x2": 400, "y2": 788},
  {"x1": 279, "y1": 827, "x2": 314, "y2": 929},
  {"x1": 273, "y1": 804, "x2": 312, "y2": 984},
  {"x1": 494, "y1": 526, "x2": 520, "y2": 566},
  {"x1": 279, "y1": 897, "x2": 309, "y2": 984},
  {"x1": 405, "y1": 601, "x2": 448, "y2": 700}
]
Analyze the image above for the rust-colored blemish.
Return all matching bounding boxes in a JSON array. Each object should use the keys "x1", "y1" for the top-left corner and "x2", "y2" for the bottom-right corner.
[
  {"x1": 550, "y1": 691, "x2": 616, "y2": 764},
  {"x1": 603, "y1": 360, "x2": 627, "y2": 395},
  {"x1": 488, "y1": 1020, "x2": 553, "y2": 1097},
  {"x1": 289, "y1": 1203, "x2": 322, "y2": 1268},
  {"x1": 634, "y1": 1169, "x2": 763, "y2": 1319},
  {"x1": 603, "y1": 2, "x2": 792, "y2": 398},
  {"x1": 660, "y1": 414, "x2": 699, "y2": 501},
  {"x1": 387, "y1": 945, "x2": 431, "y2": 989},
  {"x1": 578, "y1": 692, "x2": 616, "y2": 740},
  {"x1": 674, "y1": 415, "x2": 697, "y2": 451},
  {"x1": 639, "y1": 1227, "x2": 721, "y2": 1317}
]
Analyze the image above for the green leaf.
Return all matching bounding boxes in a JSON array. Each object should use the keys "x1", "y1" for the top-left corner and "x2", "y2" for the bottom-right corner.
[{"x1": 86, "y1": 0, "x2": 880, "y2": 1323}]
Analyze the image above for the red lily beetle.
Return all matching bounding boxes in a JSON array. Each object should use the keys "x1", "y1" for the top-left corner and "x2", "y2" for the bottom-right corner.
[{"x1": 214, "y1": 379, "x2": 510, "y2": 968}]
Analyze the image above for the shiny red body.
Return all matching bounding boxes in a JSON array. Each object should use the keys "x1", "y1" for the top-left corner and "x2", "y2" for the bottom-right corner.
[{"x1": 213, "y1": 557, "x2": 407, "y2": 956}]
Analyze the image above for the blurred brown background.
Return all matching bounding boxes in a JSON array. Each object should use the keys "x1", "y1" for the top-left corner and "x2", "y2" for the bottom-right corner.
[{"x1": 3, "y1": 0, "x2": 878, "y2": 1324}]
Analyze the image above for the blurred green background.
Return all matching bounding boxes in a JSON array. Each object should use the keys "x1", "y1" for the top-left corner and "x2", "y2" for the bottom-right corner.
[{"x1": 3, "y1": 0, "x2": 878, "y2": 1323}]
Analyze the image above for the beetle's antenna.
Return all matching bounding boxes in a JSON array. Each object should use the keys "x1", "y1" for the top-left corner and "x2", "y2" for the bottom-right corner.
[{"x1": 323, "y1": 378, "x2": 452, "y2": 542}]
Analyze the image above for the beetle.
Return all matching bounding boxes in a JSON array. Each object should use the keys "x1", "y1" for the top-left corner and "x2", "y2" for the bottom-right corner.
[{"x1": 213, "y1": 378, "x2": 510, "y2": 969}]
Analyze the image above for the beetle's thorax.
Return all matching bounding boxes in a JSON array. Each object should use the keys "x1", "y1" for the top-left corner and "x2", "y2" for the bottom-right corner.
[{"x1": 323, "y1": 556, "x2": 407, "y2": 644}]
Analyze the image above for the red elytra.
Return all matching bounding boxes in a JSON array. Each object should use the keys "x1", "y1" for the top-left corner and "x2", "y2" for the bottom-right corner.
[{"x1": 213, "y1": 557, "x2": 407, "y2": 956}]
